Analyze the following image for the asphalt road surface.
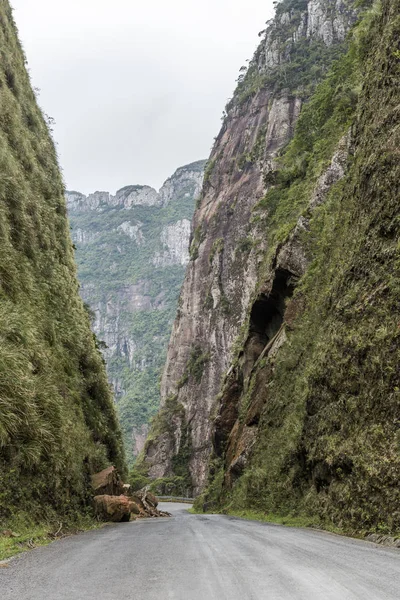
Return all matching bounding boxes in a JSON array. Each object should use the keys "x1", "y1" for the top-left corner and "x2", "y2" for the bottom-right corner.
[{"x1": 1, "y1": 503, "x2": 399, "y2": 599}]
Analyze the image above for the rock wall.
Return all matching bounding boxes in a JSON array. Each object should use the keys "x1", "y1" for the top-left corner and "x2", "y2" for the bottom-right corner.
[
  {"x1": 205, "y1": 0, "x2": 400, "y2": 534},
  {"x1": 142, "y1": 0, "x2": 358, "y2": 495},
  {"x1": 67, "y1": 161, "x2": 205, "y2": 463},
  {"x1": 149, "y1": 0, "x2": 400, "y2": 535}
]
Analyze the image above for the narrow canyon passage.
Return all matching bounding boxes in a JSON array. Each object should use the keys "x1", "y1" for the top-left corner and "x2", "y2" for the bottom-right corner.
[{"x1": 1, "y1": 504, "x2": 399, "y2": 599}]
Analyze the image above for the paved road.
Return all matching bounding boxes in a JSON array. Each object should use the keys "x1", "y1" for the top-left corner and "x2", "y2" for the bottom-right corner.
[{"x1": 1, "y1": 503, "x2": 399, "y2": 599}]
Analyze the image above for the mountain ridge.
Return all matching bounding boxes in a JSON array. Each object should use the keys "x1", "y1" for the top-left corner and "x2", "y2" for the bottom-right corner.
[
  {"x1": 66, "y1": 160, "x2": 206, "y2": 212},
  {"x1": 67, "y1": 160, "x2": 205, "y2": 463}
]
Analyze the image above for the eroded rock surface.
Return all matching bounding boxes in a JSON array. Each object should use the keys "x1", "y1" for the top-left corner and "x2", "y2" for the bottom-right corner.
[
  {"x1": 91, "y1": 466, "x2": 125, "y2": 497},
  {"x1": 94, "y1": 495, "x2": 136, "y2": 523}
]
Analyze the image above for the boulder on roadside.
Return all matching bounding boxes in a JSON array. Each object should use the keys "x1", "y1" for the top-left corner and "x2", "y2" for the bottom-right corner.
[
  {"x1": 91, "y1": 466, "x2": 124, "y2": 497},
  {"x1": 130, "y1": 488, "x2": 171, "y2": 518},
  {"x1": 146, "y1": 492, "x2": 158, "y2": 508},
  {"x1": 94, "y1": 495, "x2": 137, "y2": 522},
  {"x1": 134, "y1": 488, "x2": 158, "y2": 507},
  {"x1": 129, "y1": 497, "x2": 143, "y2": 516}
]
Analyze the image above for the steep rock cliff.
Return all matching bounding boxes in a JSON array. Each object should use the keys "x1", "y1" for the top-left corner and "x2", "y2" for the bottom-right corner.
[
  {"x1": 0, "y1": 2, "x2": 124, "y2": 523},
  {"x1": 67, "y1": 161, "x2": 205, "y2": 463},
  {"x1": 142, "y1": 0, "x2": 358, "y2": 494},
  {"x1": 208, "y1": 0, "x2": 400, "y2": 533},
  {"x1": 165, "y1": 0, "x2": 400, "y2": 535}
]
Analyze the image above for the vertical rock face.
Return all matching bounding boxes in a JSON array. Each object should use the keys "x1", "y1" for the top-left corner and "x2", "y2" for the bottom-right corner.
[
  {"x1": 132, "y1": 424, "x2": 150, "y2": 457},
  {"x1": 67, "y1": 161, "x2": 205, "y2": 463},
  {"x1": 153, "y1": 220, "x2": 192, "y2": 268},
  {"x1": 158, "y1": 163, "x2": 207, "y2": 206},
  {"x1": 207, "y1": 0, "x2": 400, "y2": 533},
  {"x1": 143, "y1": 0, "x2": 358, "y2": 495}
]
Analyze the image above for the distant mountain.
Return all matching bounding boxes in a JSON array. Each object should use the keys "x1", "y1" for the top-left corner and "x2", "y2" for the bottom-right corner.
[{"x1": 66, "y1": 160, "x2": 205, "y2": 463}]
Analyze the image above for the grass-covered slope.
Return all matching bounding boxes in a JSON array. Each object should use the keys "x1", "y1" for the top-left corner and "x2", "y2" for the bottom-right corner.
[
  {"x1": 0, "y1": 3, "x2": 125, "y2": 525},
  {"x1": 201, "y1": 0, "x2": 400, "y2": 534}
]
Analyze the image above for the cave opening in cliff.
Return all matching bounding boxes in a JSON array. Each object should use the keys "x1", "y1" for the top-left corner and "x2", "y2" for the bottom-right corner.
[{"x1": 248, "y1": 268, "x2": 296, "y2": 355}]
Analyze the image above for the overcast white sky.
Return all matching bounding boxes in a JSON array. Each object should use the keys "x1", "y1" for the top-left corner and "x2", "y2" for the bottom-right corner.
[{"x1": 11, "y1": 0, "x2": 274, "y2": 194}]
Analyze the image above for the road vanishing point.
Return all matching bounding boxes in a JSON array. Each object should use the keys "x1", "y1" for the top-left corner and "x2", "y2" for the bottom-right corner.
[{"x1": 1, "y1": 503, "x2": 399, "y2": 599}]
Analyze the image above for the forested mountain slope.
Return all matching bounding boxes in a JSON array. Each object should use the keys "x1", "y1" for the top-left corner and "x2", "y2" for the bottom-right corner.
[
  {"x1": 142, "y1": 0, "x2": 400, "y2": 534},
  {"x1": 67, "y1": 162, "x2": 205, "y2": 464},
  {"x1": 0, "y1": 2, "x2": 124, "y2": 524}
]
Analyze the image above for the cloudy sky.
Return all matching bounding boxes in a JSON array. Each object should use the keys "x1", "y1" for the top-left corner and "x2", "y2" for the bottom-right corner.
[{"x1": 11, "y1": 0, "x2": 274, "y2": 194}]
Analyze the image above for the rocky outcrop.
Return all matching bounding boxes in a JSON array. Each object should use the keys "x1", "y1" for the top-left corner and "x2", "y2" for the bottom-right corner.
[
  {"x1": 153, "y1": 220, "x2": 192, "y2": 267},
  {"x1": 219, "y1": 132, "x2": 351, "y2": 488},
  {"x1": 93, "y1": 491, "x2": 170, "y2": 522},
  {"x1": 150, "y1": 0, "x2": 400, "y2": 535},
  {"x1": 258, "y1": 0, "x2": 355, "y2": 71},
  {"x1": 94, "y1": 495, "x2": 137, "y2": 522},
  {"x1": 117, "y1": 221, "x2": 144, "y2": 245},
  {"x1": 67, "y1": 160, "x2": 205, "y2": 464},
  {"x1": 159, "y1": 163, "x2": 206, "y2": 205},
  {"x1": 66, "y1": 162, "x2": 205, "y2": 214},
  {"x1": 132, "y1": 424, "x2": 150, "y2": 457},
  {"x1": 143, "y1": 0, "x2": 358, "y2": 495},
  {"x1": 66, "y1": 186, "x2": 160, "y2": 212},
  {"x1": 85, "y1": 281, "x2": 162, "y2": 366},
  {"x1": 210, "y1": 0, "x2": 400, "y2": 534}
]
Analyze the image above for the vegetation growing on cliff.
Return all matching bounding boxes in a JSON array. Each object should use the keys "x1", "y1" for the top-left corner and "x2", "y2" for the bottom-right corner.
[
  {"x1": 0, "y1": 3, "x2": 125, "y2": 526},
  {"x1": 256, "y1": 30, "x2": 360, "y2": 253},
  {"x1": 201, "y1": 0, "x2": 400, "y2": 535},
  {"x1": 141, "y1": 0, "x2": 363, "y2": 502},
  {"x1": 227, "y1": 0, "x2": 354, "y2": 112}
]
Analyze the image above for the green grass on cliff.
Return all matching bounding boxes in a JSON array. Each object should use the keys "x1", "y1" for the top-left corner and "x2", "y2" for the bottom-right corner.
[
  {"x1": 0, "y1": 3, "x2": 125, "y2": 527},
  {"x1": 254, "y1": 39, "x2": 360, "y2": 253},
  {"x1": 207, "y1": 0, "x2": 400, "y2": 535}
]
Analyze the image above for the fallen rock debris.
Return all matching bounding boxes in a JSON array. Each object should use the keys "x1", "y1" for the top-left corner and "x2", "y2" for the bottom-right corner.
[{"x1": 91, "y1": 467, "x2": 171, "y2": 522}]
